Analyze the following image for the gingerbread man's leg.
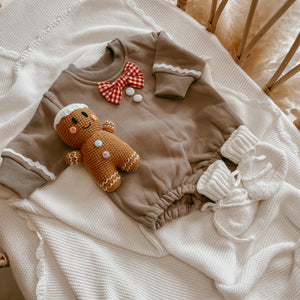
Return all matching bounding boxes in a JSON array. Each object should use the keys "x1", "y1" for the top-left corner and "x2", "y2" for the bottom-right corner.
[
  {"x1": 117, "y1": 144, "x2": 140, "y2": 173},
  {"x1": 92, "y1": 162, "x2": 121, "y2": 193}
]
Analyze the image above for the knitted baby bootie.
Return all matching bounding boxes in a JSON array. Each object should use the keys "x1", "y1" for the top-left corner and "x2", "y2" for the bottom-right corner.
[
  {"x1": 197, "y1": 160, "x2": 258, "y2": 242},
  {"x1": 221, "y1": 125, "x2": 287, "y2": 200},
  {"x1": 237, "y1": 142, "x2": 287, "y2": 200}
]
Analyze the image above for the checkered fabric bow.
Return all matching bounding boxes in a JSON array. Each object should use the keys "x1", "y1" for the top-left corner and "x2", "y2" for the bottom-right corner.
[{"x1": 98, "y1": 61, "x2": 144, "y2": 105}]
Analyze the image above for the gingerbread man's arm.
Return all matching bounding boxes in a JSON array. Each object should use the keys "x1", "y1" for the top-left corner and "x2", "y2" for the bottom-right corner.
[
  {"x1": 65, "y1": 150, "x2": 83, "y2": 165},
  {"x1": 102, "y1": 120, "x2": 115, "y2": 134}
]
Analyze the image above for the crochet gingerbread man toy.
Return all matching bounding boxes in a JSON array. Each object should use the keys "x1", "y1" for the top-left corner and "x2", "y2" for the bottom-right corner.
[{"x1": 54, "y1": 103, "x2": 140, "y2": 192}]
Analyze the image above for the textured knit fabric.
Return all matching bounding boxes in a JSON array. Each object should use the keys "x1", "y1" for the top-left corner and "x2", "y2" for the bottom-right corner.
[
  {"x1": 1, "y1": 0, "x2": 300, "y2": 299},
  {"x1": 0, "y1": 30, "x2": 244, "y2": 230},
  {"x1": 221, "y1": 125, "x2": 288, "y2": 199}
]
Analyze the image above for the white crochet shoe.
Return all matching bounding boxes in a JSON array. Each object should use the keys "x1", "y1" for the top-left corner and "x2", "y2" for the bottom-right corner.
[
  {"x1": 237, "y1": 142, "x2": 287, "y2": 200},
  {"x1": 197, "y1": 160, "x2": 258, "y2": 242},
  {"x1": 221, "y1": 125, "x2": 287, "y2": 200}
]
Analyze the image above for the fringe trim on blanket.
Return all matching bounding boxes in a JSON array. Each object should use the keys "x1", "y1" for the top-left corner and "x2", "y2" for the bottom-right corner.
[
  {"x1": 122, "y1": 0, "x2": 163, "y2": 31},
  {"x1": 14, "y1": 1, "x2": 82, "y2": 73},
  {"x1": 17, "y1": 210, "x2": 46, "y2": 300}
]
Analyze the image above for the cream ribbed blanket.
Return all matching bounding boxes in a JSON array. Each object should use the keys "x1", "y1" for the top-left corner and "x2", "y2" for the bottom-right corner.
[{"x1": 0, "y1": 0, "x2": 300, "y2": 299}]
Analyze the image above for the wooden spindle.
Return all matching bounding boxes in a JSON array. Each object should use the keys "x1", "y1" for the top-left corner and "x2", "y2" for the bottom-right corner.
[
  {"x1": 236, "y1": 0, "x2": 258, "y2": 63},
  {"x1": 240, "y1": 0, "x2": 296, "y2": 62},
  {"x1": 264, "y1": 32, "x2": 300, "y2": 93},
  {"x1": 177, "y1": 0, "x2": 187, "y2": 11},
  {"x1": 207, "y1": 0, "x2": 229, "y2": 33}
]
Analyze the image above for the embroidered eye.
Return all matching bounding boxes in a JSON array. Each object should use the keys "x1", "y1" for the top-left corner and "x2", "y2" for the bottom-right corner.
[
  {"x1": 81, "y1": 111, "x2": 88, "y2": 117},
  {"x1": 72, "y1": 117, "x2": 78, "y2": 124}
]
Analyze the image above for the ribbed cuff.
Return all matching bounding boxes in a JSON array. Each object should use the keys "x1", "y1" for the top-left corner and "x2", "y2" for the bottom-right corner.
[
  {"x1": 0, "y1": 157, "x2": 46, "y2": 198},
  {"x1": 154, "y1": 72, "x2": 195, "y2": 99},
  {"x1": 220, "y1": 125, "x2": 259, "y2": 163},
  {"x1": 197, "y1": 160, "x2": 232, "y2": 201}
]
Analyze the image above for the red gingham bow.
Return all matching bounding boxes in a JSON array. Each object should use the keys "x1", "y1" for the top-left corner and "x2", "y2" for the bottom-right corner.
[{"x1": 98, "y1": 62, "x2": 144, "y2": 105}]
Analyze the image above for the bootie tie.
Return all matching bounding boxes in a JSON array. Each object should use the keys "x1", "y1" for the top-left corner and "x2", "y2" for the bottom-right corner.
[
  {"x1": 221, "y1": 125, "x2": 288, "y2": 200},
  {"x1": 197, "y1": 160, "x2": 259, "y2": 242}
]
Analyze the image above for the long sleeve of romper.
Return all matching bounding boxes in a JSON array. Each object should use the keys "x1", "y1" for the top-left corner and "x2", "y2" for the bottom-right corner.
[
  {"x1": 152, "y1": 31, "x2": 204, "y2": 99},
  {"x1": 152, "y1": 31, "x2": 243, "y2": 159},
  {"x1": 0, "y1": 93, "x2": 70, "y2": 198}
]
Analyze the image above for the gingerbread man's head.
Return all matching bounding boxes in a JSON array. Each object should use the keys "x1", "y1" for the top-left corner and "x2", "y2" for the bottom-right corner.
[{"x1": 54, "y1": 103, "x2": 101, "y2": 148}]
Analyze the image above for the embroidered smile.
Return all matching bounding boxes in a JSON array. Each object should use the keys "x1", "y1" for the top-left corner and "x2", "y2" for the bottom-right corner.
[{"x1": 82, "y1": 123, "x2": 91, "y2": 129}]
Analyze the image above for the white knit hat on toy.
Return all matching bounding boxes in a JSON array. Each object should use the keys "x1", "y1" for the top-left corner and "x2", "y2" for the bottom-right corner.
[{"x1": 53, "y1": 103, "x2": 88, "y2": 129}]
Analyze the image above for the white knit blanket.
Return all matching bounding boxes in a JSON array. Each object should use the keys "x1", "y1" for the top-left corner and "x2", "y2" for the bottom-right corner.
[{"x1": 1, "y1": 0, "x2": 300, "y2": 299}]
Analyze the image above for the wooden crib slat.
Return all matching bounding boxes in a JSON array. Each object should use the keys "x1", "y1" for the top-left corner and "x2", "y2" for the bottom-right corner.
[
  {"x1": 207, "y1": 0, "x2": 229, "y2": 33},
  {"x1": 264, "y1": 32, "x2": 300, "y2": 93},
  {"x1": 236, "y1": 0, "x2": 258, "y2": 62},
  {"x1": 271, "y1": 64, "x2": 300, "y2": 91},
  {"x1": 207, "y1": 0, "x2": 218, "y2": 32},
  {"x1": 239, "y1": 0, "x2": 296, "y2": 62},
  {"x1": 177, "y1": 0, "x2": 187, "y2": 11}
]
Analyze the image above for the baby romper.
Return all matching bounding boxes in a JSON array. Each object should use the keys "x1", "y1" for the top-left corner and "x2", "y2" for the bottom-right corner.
[{"x1": 0, "y1": 31, "x2": 244, "y2": 230}]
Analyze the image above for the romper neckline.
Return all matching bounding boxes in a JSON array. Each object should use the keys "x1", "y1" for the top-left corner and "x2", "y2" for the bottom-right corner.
[{"x1": 64, "y1": 38, "x2": 127, "y2": 85}]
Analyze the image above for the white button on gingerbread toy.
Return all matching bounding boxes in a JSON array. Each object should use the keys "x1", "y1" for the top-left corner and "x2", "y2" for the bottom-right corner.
[
  {"x1": 102, "y1": 151, "x2": 110, "y2": 159},
  {"x1": 94, "y1": 140, "x2": 103, "y2": 147}
]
